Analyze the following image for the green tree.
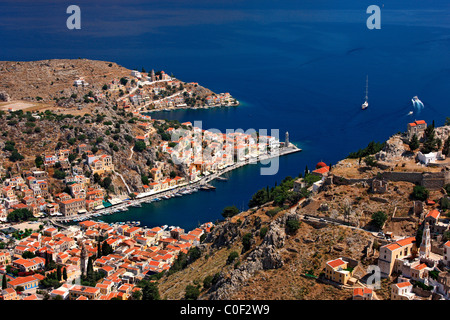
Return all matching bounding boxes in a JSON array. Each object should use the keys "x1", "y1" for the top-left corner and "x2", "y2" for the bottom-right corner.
[
  {"x1": 101, "y1": 177, "x2": 112, "y2": 189},
  {"x1": 441, "y1": 197, "x2": 450, "y2": 210},
  {"x1": 259, "y1": 227, "x2": 268, "y2": 238},
  {"x1": 226, "y1": 251, "x2": 239, "y2": 265},
  {"x1": 286, "y1": 219, "x2": 301, "y2": 233},
  {"x1": 371, "y1": 211, "x2": 388, "y2": 229},
  {"x1": 57, "y1": 265, "x2": 62, "y2": 281},
  {"x1": 134, "y1": 140, "x2": 146, "y2": 152},
  {"x1": 203, "y1": 275, "x2": 214, "y2": 290},
  {"x1": 131, "y1": 290, "x2": 143, "y2": 300},
  {"x1": 97, "y1": 237, "x2": 102, "y2": 258},
  {"x1": 364, "y1": 155, "x2": 377, "y2": 167},
  {"x1": 141, "y1": 175, "x2": 149, "y2": 185},
  {"x1": 53, "y1": 169, "x2": 66, "y2": 180},
  {"x1": 188, "y1": 247, "x2": 201, "y2": 262},
  {"x1": 221, "y1": 205, "x2": 240, "y2": 219},
  {"x1": 412, "y1": 185, "x2": 429, "y2": 201},
  {"x1": 242, "y1": 233, "x2": 253, "y2": 252},
  {"x1": 248, "y1": 189, "x2": 269, "y2": 208},
  {"x1": 93, "y1": 173, "x2": 101, "y2": 184},
  {"x1": 184, "y1": 284, "x2": 200, "y2": 300},
  {"x1": 35, "y1": 155, "x2": 44, "y2": 168},
  {"x1": 9, "y1": 150, "x2": 24, "y2": 162},
  {"x1": 409, "y1": 134, "x2": 420, "y2": 151},
  {"x1": 2, "y1": 274, "x2": 7, "y2": 289},
  {"x1": 142, "y1": 281, "x2": 160, "y2": 300},
  {"x1": 7, "y1": 208, "x2": 33, "y2": 223},
  {"x1": 22, "y1": 251, "x2": 36, "y2": 259},
  {"x1": 101, "y1": 241, "x2": 114, "y2": 256}
]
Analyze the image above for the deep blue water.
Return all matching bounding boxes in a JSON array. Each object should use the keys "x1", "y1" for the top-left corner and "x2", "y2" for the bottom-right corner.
[{"x1": 1, "y1": 1, "x2": 449, "y2": 230}]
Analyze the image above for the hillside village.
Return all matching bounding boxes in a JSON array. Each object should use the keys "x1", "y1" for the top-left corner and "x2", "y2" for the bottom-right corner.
[
  {"x1": 150, "y1": 118, "x2": 450, "y2": 301},
  {"x1": 0, "y1": 60, "x2": 261, "y2": 224},
  {"x1": 0, "y1": 218, "x2": 213, "y2": 300},
  {"x1": 2, "y1": 60, "x2": 450, "y2": 301},
  {"x1": 0, "y1": 59, "x2": 291, "y2": 300},
  {"x1": 283, "y1": 119, "x2": 450, "y2": 300},
  {"x1": 2, "y1": 113, "x2": 450, "y2": 300}
]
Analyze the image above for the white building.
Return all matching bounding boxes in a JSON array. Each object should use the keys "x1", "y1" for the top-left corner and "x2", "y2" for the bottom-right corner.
[
  {"x1": 131, "y1": 70, "x2": 142, "y2": 78},
  {"x1": 417, "y1": 151, "x2": 445, "y2": 165},
  {"x1": 74, "y1": 78, "x2": 89, "y2": 87},
  {"x1": 391, "y1": 281, "x2": 414, "y2": 300}
]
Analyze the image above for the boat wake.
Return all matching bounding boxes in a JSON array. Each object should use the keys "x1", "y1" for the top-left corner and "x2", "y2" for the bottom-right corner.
[{"x1": 412, "y1": 96, "x2": 424, "y2": 110}]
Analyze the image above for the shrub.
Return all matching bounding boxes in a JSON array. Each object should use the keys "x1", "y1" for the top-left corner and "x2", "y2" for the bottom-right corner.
[
  {"x1": 371, "y1": 211, "x2": 388, "y2": 229},
  {"x1": 203, "y1": 275, "x2": 214, "y2": 290},
  {"x1": 184, "y1": 285, "x2": 200, "y2": 300},
  {"x1": 412, "y1": 185, "x2": 429, "y2": 201},
  {"x1": 259, "y1": 227, "x2": 268, "y2": 238},
  {"x1": 221, "y1": 206, "x2": 239, "y2": 219},
  {"x1": 226, "y1": 251, "x2": 239, "y2": 265},
  {"x1": 266, "y1": 207, "x2": 282, "y2": 218},
  {"x1": 286, "y1": 219, "x2": 301, "y2": 233},
  {"x1": 242, "y1": 233, "x2": 253, "y2": 252}
]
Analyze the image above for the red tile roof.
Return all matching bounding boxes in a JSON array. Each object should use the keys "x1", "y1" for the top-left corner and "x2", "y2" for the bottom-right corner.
[
  {"x1": 426, "y1": 209, "x2": 440, "y2": 220},
  {"x1": 327, "y1": 258, "x2": 346, "y2": 269},
  {"x1": 395, "y1": 281, "x2": 412, "y2": 288}
]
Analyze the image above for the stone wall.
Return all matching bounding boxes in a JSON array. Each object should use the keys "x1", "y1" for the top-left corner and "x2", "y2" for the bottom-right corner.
[
  {"x1": 381, "y1": 172, "x2": 423, "y2": 184},
  {"x1": 380, "y1": 171, "x2": 450, "y2": 191},
  {"x1": 422, "y1": 171, "x2": 450, "y2": 190},
  {"x1": 332, "y1": 175, "x2": 372, "y2": 186}
]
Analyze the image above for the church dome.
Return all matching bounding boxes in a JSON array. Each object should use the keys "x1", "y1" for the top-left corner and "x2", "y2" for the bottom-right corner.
[{"x1": 316, "y1": 161, "x2": 327, "y2": 169}]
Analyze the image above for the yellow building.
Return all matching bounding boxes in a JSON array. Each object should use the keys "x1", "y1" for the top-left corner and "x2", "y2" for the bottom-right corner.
[
  {"x1": 0, "y1": 252, "x2": 11, "y2": 266},
  {"x1": 88, "y1": 154, "x2": 114, "y2": 175},
  {"x1": 378, "y1": 237, "x2": 416, "y2": 278},
  {"x1": 69, "y1": 285, "x2": 101, "y2": 300},
  {"x1": 324, "y1": 258, "x2": 352, "y2": 285},
  {"x1": 150, "y1": 167, "x2": 162, "y2": 182}
]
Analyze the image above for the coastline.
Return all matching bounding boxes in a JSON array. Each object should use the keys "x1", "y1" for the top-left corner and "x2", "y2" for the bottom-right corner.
[
  {"x1": 144, "y1": 101, "x2": 240, "y2": 113},
  {"x1": 53, "y1": 144, "x2": 302, "y2": 225}
]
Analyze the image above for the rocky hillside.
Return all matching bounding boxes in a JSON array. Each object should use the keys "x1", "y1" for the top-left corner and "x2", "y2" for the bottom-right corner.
[
  {"x1": 157, "y1": 203, "x2": 374, "y2": 300},
  {"x1": 0, "y1": 59, "x2": 130, "y2": 102}
]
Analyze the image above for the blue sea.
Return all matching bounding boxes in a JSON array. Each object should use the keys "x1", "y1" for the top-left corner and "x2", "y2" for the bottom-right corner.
[{"x1": 1, "y1": 0, "x2": 449, "y2": 230}]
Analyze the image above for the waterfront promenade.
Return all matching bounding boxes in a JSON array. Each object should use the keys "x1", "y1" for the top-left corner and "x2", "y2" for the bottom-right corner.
[{"x1": 52, "y1": 144, "x2": 302, "y2": 223}]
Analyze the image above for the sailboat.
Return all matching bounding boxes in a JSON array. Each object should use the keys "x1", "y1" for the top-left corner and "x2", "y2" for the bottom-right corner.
[{"x1": 361, "y1": 75, "x2": 369, "y2": 110}]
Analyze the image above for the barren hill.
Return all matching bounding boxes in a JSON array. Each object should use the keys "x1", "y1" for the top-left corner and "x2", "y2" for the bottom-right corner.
[
  {"x1": 157, "y1": 204, "x2": 374, "y2": 300},
  {"x1": 0, "y1": 58, "x2": 130, "y2": 102}
]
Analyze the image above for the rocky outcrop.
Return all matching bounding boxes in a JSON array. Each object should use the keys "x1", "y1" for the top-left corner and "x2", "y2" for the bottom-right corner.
[
  {"x1": 207, "y1": 221, "x2": 240, "y2": 249},
  {"x1": 376, "y1": 135, "x2": 409, "y2": 161},
  {"x1": 0, "y1": 91, "x2": 10, "y2": 102},
  {"x1": 435, "y1": 126, "x2": 450, "y2": 146},
  {"x1": 208, "y1": 213, "x2": 289, "y2": 300}
]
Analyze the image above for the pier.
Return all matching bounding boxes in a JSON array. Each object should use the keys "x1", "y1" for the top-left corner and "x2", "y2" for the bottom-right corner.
[{"x1": 54, "y1": 145, "x2": 302, "y2": 223}]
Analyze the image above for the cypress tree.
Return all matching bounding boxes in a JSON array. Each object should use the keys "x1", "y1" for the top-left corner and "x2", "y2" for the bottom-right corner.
[
  {"x1": 44, "y1": 251, "x2": 49, "y2": 269},
  {"x1": 97, "y1": 236, "x2": 102, "y2": 258},
  {"x1": 63, "y1": 267, "x2": 68, "y2": 281},
  {"x1": 56, "y1": 265, "x2": 62, "y2": 281},
  {"x1": 87, "y1": 256, "x2": 94, "y2": 276},
  {"x1": 2, "y1": 274, "x2": 7, "y2": 289},
  {"x1": 409, "y1": 133, "x2": 420, "y2": 151}
]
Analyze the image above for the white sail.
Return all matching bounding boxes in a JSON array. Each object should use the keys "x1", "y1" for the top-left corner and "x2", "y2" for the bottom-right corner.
[{"x1": 361, "y1": 75, "x2": 368, "y2": 110}]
